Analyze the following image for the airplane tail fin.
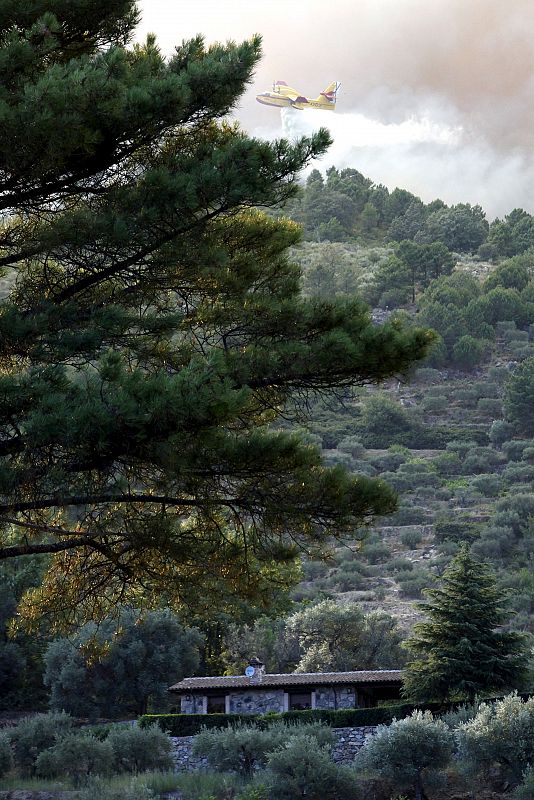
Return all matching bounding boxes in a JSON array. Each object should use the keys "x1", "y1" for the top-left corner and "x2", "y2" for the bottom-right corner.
[{"x1": 314, "y1": 81, "x2": 340, "y2": 105}]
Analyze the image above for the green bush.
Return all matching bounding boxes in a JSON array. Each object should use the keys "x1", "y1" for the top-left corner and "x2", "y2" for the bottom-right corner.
[
  {"x1": 193, "y1": 722, "x2": 332, "y2": 777},
  {"x1": 434, "y1": 518, "x2": 479, "y2": 543},
  {"x1": 432, "y1": 451, "x2": 462, "y2": 476},
  {"x1": 361, "y1": 541, "x2": 391, "y2": 564},
  {"x1": 368, "y1": 451, "x2": 406, "y2": 472},
  {"x1": 457, "y1": 694, "x2": 534, "y2": 788},
  {"x1": 476, "y1": 398, "x2": 503, "y2": 416},
  {"x1": 9, "y1": 712, "x2": 74, "y2": 776},
  {"x1": 489, "y1": 419, "x2": 515, "y2": 447},
  {"x1": 107, "y1": 724, "x2": 173, "y2": 774},
  {"x1": 263, "y1": 734, "x2": 356, "y2": 800},
  {"x1": 142, "y1": 706, "x2": 426, "y2": 735},
  {"x1": 470, "y1": 474, "x2": 502, "y2": 497},
  {"x1": 413, "y1": 367, "x2": 442, "y2": 384},
  {"x1": 397, "y1": 572, "x2": 433, "y2": 599},
  {"x1": 0, "y1": 732, "x2": 13, "y2": 777},
  {"x1": 452, "y1": 388, "x2": 478, "y2": 406},
  {"x1": 514, "y1": 766, "x2": 534, "y2": 800},
  {"x1": 400, "y1": 529, "x2": 423, "y2": 549},
  {"x1": 337, "y1": 435, "x2": 365, "y2": 458},
  {"x1": 503, "y1": 462, "x2": 534, "y2": 484},
  {"x1": 388, "y1": 506, "x2": 430, "y2": 526},
  {"x1": 35, "y1": 733, "x2": 113, "y2": 786},
  {"x1": 502, "y1": 440, "x2": 533, "y2": 461},
  {"x1": 421, "y1": 395, "x2": 448, "y2": 413},
  {"x1": 356, "y1": 711, "x2": 454, "y2": 800},
  {"x1": 445, "y1": 439, "x2": 479, "y2": 457}
]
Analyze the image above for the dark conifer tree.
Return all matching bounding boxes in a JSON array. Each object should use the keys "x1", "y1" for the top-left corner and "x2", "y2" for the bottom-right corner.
[
  {"x1": 0, "y1": 1, "x2": 431, "y2": 626},
  {"x1": 403, "y1": 546, "x2": 529, "y2": 702}
]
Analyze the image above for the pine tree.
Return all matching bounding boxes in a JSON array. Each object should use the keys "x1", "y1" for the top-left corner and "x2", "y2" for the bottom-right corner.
[
  {"x1": 0, "y1": 2, "x2": 431, "y2": 627},
  {"x1": 403, "y1": 546, "x2": 529, "y2": 702}
]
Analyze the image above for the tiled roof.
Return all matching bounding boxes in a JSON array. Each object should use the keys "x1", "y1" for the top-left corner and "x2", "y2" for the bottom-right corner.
[{"x1": 169, "y1": 669, "x2": 403, "y2": 692}]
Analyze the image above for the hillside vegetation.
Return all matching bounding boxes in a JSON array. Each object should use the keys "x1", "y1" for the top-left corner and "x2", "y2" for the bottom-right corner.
[{"x1": 281, "y1": 170, "x2": 534, "y2": 636}]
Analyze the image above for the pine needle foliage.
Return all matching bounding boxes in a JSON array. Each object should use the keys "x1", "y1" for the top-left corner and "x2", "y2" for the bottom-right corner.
[
  {"x1": 403, "y1": 546, "x2": 529, "y2": 702},
  {"x1": 0, "y1": 1, "x2": 432, "y2": 627}
]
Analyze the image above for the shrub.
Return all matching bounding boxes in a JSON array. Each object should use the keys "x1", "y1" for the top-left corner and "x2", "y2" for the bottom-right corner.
[
  {"x1": 434, "y1": 518, "x2": 479, "y2": 543},
  {"x1": 397, "y1": 574, "x2": 432, "y2": 599},
  {"x1": 514, "y1": 766, "x2": 534, "y2": 800},
  {"x1": 432, "y1": 451, "x2": 462, "y2": 476},
  {"x1": 0, "y1": 732, "x2": 13, "y2": 777},
  {"x1": 35, "y1": 733, "x2": 113, "y2": 786},
  {"x1": 489, "y1": 365, "x2": 511, "y2": 383},
  {"x1": 445, "y1": 439, "x2": 479, "y2": 457},
  {"x1": 356, "y1": 711, "x2": 454, "y2": 800},
  {"x1": 361, "y1": 541, "x2": 391, "y2": 564},
  {"x1": 263, "y1": 733, "x2": 356, "y2": 800},
  {"x1": 451, "y1": 335, "x2": 488, "y2": 369},
  {"x1": 463, "y1": 447, "x2": 502, "y2": 474},
  {"x1": 368, "y1": 453, "x2": 405, "y2": 473},
  {"x1": 476, "y1": 398, "x2": 503, "y2": 416},
  {"x1": 337, "y1": 435, "x2": 365, "y2": 458},
  {"x1": 440, "y1": 701, "x2": 481, "y2": 729},
  {"x1": 388, "y1": 506, "x2": 430, "y2": 526},
  {"x1": 502, "y1": 440, "x2": 533, "y2": 461},
  {"x1": 143, "y1": 706, "x2": 441, "y2": 735},
  {"x1": 107, "y1": 724, "x2": 173, "y2": 774},
  {"x1": 9, "y1": 712, "x2": 74, "y2": 776},
  {"x1": 503, "y1": 462, "x2": 534, "y2": 484},
  {"x1": 470, "y1": 474, "x2": 502, "y2": 497},
  {"x1": 504, "y1": 328, "x2": 529, "y2": 343},
  {"x1": 414, "y1": 368, "x2": 442, "y2": 384},
  {"x1": 193, "y1": 722, "x2": 332, "y2": 777},
  {"x1": 388, "y1": 557, "x2": 414, "y2": 573},
  {"x1": 452, "y1": 387, "x2": 479, "y2": 406},
  {"x1": 496, "y1": 320, "x2": 517, "y2": 334},
  {"x1": 473, "y1": 380, "x2": 501, "y2": 399},
  {"x1": 489, "y1": 420, "x2": 515, "y2": 447},
  {"x1": 421, "y1": 395, "x2": 447, "y2": 413},
  {"x1": 496, "y1": 493, "x2": 534, "y2": 533},
  {"x1": 457, "y1": 694, "x2": 534, "y2": 788},
  {"x1": 400, "y1": 529, "x2": 423, "y2": 549}
]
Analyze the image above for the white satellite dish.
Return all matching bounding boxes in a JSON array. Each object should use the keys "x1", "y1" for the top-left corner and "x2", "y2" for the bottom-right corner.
[{"x1": 245, "y1": 665, "x2": 255, "y2": 677}]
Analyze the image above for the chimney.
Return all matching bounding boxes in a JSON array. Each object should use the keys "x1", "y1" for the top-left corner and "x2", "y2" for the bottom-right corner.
[{"x1": 247, "y1": 656, "x2": 265, "y2": 684}]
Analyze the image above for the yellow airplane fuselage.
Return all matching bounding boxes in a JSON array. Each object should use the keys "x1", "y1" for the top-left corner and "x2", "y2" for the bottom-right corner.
[
  {"x1": 256, "y1": 82, "x2": 338, "y2": 112},
  {"x1": 256, "y1": 92, "x2": 336, "y2": 112}
]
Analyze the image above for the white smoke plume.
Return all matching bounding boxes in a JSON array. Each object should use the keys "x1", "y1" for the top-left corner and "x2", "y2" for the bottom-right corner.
[{"x1": 275, "y1": 107, "x2": 532, "y2": 218}]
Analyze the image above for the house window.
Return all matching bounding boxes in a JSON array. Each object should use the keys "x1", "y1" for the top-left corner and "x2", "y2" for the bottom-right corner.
[
  {"x1": 288, "y1": 691, "x2": 312, "y2": 710},
  {"x1": 206, "y1": 694, "x2": 226, "y2": 713}
]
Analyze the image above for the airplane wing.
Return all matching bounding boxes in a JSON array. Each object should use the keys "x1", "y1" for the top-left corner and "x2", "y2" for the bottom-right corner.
[{"x1": 274, "y1": 81, "x2": 301, "y2": 100}]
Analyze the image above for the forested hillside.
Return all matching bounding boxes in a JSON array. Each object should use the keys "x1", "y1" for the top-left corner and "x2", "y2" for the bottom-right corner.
[
  {"x1": 3, "y1": 162, "x2": 534, "y2": 710},
  {"x1": 280, "y1": 170, "x2": 534, "y2": 635}
]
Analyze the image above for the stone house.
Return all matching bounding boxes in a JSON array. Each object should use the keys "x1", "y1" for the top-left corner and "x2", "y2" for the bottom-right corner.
[{"x1": 169, "y1": 659, "x2": 403, "y2": 715}]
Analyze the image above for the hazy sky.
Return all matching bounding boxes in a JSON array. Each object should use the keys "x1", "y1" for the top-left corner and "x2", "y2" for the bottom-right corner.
[{"x1": 136, "y1": 1, "x2": 534, "y2": 218}]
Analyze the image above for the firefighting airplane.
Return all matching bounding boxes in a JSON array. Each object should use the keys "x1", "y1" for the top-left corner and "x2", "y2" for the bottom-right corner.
[{"x1": 256, "y1": 80, "x2": 340, "y2": 111}]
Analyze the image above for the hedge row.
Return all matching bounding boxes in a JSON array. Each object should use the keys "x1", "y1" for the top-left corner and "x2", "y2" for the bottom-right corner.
[
  {"x1": 139, "y1": 703, "x2": 447, "y2": 737},
  {"x1": 140, "y1": 693, "x2": 534, "y2": 736}
]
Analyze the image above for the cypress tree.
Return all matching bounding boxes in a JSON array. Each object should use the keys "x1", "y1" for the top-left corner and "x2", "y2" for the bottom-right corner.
[
  {"x1": 403, "y1": 546, "x2": 529, "y2": 702},
  {"x1": 0, "y1": 2, "x2": 431, "y2": 626}
]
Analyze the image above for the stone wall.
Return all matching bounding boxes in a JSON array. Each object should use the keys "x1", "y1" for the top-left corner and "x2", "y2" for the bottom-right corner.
[
  {"x1": 181, "y1": 684, "x2": 359, "y2": 714},
  {"x1": 170, "y1": 725, "x2": 378, "y2": 771},
  {"x1": 315, "y1": 685, "x2": 356, "y2": 710},
  {"x1": 228, "y1": 688, "x2": 285, "y2": 714}
]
